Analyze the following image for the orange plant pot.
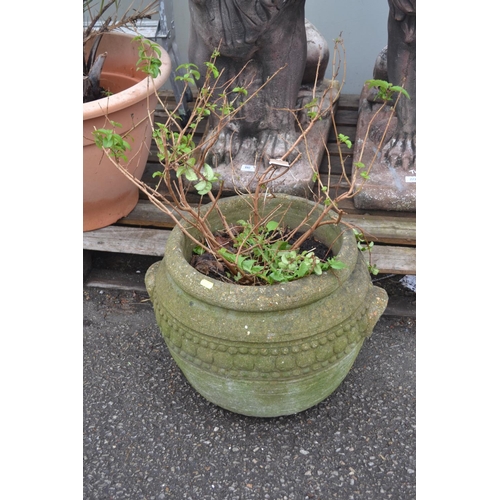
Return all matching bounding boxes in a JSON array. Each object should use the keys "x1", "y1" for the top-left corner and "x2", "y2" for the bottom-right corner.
[{"x1": 83, "y1": 32, "x2": 171, "y2": 232}]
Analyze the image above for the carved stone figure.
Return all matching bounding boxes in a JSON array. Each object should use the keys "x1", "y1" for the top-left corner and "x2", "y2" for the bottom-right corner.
[
  {"x1": 188, "y1": 0, "x2": 307, "y2": 168},
  {"x1": 382, "y1": 0, "x2": 416, "y2": 170},
  {"x1": 352, "y1": 0, "x2": 416, "y2": 211}
]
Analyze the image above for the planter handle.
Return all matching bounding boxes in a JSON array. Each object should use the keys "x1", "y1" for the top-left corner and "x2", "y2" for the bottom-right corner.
[
  {"x1": 362, "y1": 286, "x2": 389, "y2": 338},
  {"x1": 145, "y1": 261, "x2": 160, "y2": 297}
]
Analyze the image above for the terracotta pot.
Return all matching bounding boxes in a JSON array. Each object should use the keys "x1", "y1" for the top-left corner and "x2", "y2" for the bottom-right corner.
[
  {"x1": 145, "y1": 195, "x2": 388, "y2": 417},
  {"x1": 83, "y1": 32, "x2": 171, "y2": 231}
]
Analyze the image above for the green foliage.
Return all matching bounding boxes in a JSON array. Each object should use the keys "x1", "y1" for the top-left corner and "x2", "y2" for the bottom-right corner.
[
  {"x1": 152, "y1": 119, "x2": 220, "y2": 196},
  {"x1": 220, "y1": 102, "x2": 235, "y2": 116},
  {"x1": 353, "y1": 229, "x2": 379, "y2": 275},
  {"x1": 304, "y1": 97, "x2": 319, "y2": 120},
  {"x1": 204, "y1": 61, "x2": 219, "y2": 78},
  {"x1": 92, "y1": 125, "x2": 131, "y2": 161},
  {"x1": 92, "y1": 37, "x2": 387, "y2": 286},
  {"x1": 217, "y1": 220, "x2": 346, "y2": 284},
  {"x1": 144, "y1": 55, "x2": 249, "y2": 197},
  {"x1": 194, "y1": 164, "x2": 220, "y2": 196},
  {"x1": 232, "y1": 87, "x2": 248, "y2": 96},
  {"x1": 133, "y1": 36, "x2": 162, "y2": 78},
  {"x1": 175, "y1": 63, "x2": 201, "y2": 85},
  {"x1": 353, "y1": 161, "x2": 369, "y2": 180},
  {"x1": 365, "y1": 79, "x2": 410, "y2": 102},
  {"x1": 338, "y1": 134, "x2": 352, "y2": 149}
]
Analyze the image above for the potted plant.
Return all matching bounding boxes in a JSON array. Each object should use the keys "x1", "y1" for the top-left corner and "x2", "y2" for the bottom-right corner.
[
  {"x1": 83, "y1": 0, "x2": 172, "y2": 231},
  {"x1": 93, "y1": 38, "x2": 409, "y2": 417}
]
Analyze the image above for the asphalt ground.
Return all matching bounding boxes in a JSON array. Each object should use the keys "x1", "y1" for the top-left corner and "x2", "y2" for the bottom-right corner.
[{"x1": 83, "y1": 286, "x2": 416, "y2": 500}]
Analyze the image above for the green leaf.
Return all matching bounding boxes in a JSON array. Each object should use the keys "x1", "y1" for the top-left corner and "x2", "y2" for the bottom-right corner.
[
  {"x1": 218, "y1": 248, "x2": 236, "y2": 263},
  {"x1": 312, "y1": 263, "x2": 323, "y2": 275},
  {"x1": 327, "y1": 258, "x2": 347, "y2": 270},
  {"x1": 366, "y1": 79, "x2": 389, "y2": 90},
  {"x1": 205, "y1": 62, "x2": 219, "y2": 78},
  {"x1": 194, "y1": 180, "x2": 211, "y2": 195},
  {"x1": 266, "y1": 221, "x2": 280, "y2": 232},
  {"x1": 391, "y1": 85, "x2": 410, "y2": 99},
  {"x1": 201, "y1": 164, "x2": 214, "y2": 179},
  {"x1": 298, "y1": 261, "x2": 312, "y2": 277},
  {"x1": 232, "y1": 86, "x2": 248, "y2": 96},
  {"x1": 338, "y1": 134, "x2": 352, "y2": 148},
  {"x1": 184, "y1": 169, "x2": 199, "y2": 182}
]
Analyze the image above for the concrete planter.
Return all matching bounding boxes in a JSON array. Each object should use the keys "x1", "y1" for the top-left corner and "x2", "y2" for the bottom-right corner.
[
  {"x1": 145, "y1": 195, "x2": 388, "y2": 417},
  {"x1": 83, "y1": 32, "x2": 171, "y2": 231}
]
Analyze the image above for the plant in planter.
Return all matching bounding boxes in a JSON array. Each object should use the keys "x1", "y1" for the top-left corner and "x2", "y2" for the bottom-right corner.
[
  {"x1": 94, "y1": 37, "x2": 409, "y2": 417},
  {"x1": 83, "y1": 0, "x2": 172, "y2": 231}
]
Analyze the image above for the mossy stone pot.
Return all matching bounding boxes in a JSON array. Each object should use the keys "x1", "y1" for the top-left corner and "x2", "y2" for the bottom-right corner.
[{"x1": 145, "y1": 195, "x2": 388, "y2": 417}]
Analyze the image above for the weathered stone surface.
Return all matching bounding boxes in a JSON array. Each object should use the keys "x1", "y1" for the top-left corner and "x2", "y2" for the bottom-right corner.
[
  {"x1": 145, "y1": 194, "x2": 388, "y2": 417},
  {"x1": 352, "y1": 0, "x2": 416, "y2": 211},
  {"x1": 303, "y1": 19, "x2": 330, "y2": 85},
  {"x1": 188, "y1": 1, "x2": 334, "y2": 197},
  {"x1": 210, "y1": 83, "x2": 337, "y2": 197},
  {"x1": 352, "y1": 84, "x2": 416, "y2": 211},
  {"x1": 189, "y1": 0, "x2": 308, "y2": 171}
]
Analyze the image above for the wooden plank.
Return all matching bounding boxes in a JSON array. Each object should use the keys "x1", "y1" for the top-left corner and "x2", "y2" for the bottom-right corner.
[
  {"x1": 367, "y1": 246, "x2": 416, "y2": 275},
  {"x1": 84, "y1": 224, "x2": 415, "y2": 274},
  {"x1": 117, "y1": 200, "x2": 415, "y2": 246},
  {"x1": 327, "y1": 124, "x2": 357, "y2": 142},
  {"x1": 116, "y1": 201, "x2": 192, "y2": 228},
  {"x1": 342, "y1": 214, "x2": 416, "y2": 245},
  {"x1": 156, "y1": 90, "x2": 360, "y2": 109},
  {"x1": 83, "y1": 226, "x2": 170, "y2": 256},
  {"x1": 336, "y1": 94, "x2": 359, "y2": 110},
  {"x1": 332, "y1": 108, "x2": 358, "y2": 126}
]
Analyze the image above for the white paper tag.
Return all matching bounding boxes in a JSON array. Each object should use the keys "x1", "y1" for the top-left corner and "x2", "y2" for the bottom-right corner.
[
  {"x1": 241, "y1": 164, "x2": 256, "y2": 172},
  {"x1": 200, "y1": 279, "x2": 214, "y2": 289},
  {"x1": 405, "y1": 176, "x2": 416, "y2": 183},
  {"x1": 269, "y1": 159, "x2": 290, "y2": 168}
]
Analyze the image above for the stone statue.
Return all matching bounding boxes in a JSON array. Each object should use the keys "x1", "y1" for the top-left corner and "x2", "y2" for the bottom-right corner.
[
  {"x1": 352, "y1": 0, "x2": 416, "y2": 211},
  {"x1": 188, "y1": 0, "x2": 308, "y2": 168},
  {"x1": 380, "y1": 0, "x2": 416, "y2": 171}
]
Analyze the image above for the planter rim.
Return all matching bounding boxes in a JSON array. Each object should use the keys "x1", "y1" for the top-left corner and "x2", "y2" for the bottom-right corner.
[
  {"x1": 83, "y1": 31, "x2": 171, "y2": 121},
  {"x1": 159, "y1": 194, "x2": 361, "y2": 313}
]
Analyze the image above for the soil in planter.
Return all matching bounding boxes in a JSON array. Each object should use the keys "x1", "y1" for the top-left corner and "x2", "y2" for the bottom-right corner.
[{"x1": 190, "y1": 228, "x2": 335, "y2": 286}]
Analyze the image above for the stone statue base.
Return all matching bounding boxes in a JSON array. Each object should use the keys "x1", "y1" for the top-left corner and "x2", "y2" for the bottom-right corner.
[
  {"x1": 206, "y1": 81, "x2": 337, "y2": 198},
  {"x1": 352, "y1": 83, "x2": 416, "y2": 212}
]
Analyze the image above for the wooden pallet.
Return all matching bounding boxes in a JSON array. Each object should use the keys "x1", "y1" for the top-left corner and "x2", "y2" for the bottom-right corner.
[{"x1": 84, "y1": 93, "x2": 416, "y2": 279}]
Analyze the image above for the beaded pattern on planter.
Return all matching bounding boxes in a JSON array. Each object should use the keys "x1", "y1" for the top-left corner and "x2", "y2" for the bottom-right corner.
[{"x1": 152, "y1": 297, "x2": 373, "y2": 381}]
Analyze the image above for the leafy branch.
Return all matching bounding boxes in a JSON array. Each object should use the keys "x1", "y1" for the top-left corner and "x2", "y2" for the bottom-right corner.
[{"x1": 93, "y1": 36, "x2": 404, "y2": 282}]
